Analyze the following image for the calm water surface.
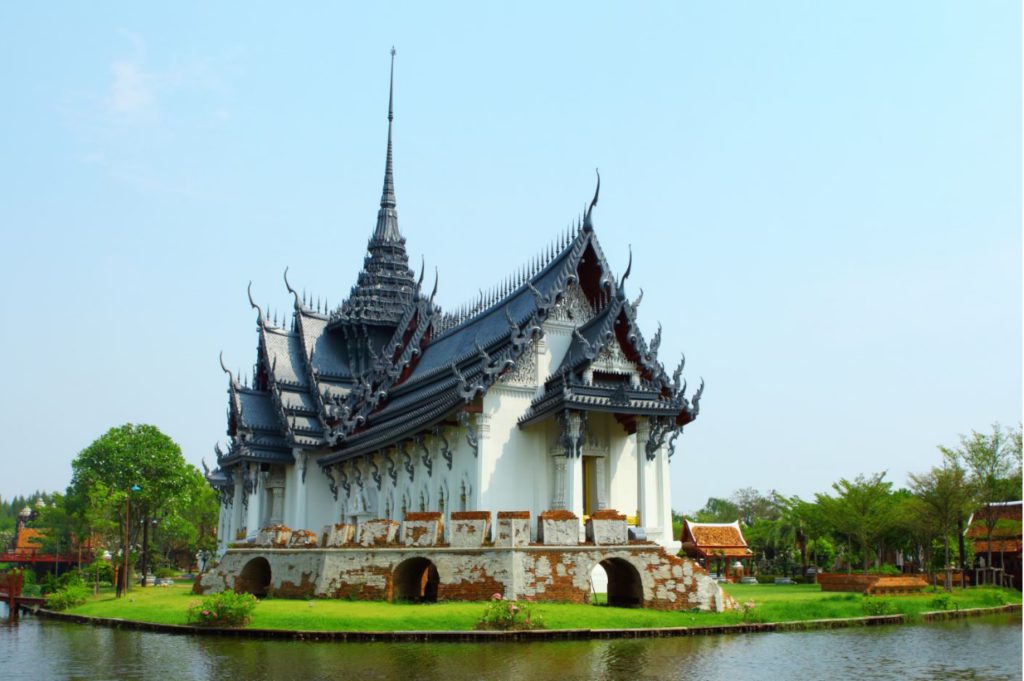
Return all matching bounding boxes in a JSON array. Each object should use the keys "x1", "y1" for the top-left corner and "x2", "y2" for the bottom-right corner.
[{"x1": 1, "y1": 605, "x2": 1020, "y2": 681}]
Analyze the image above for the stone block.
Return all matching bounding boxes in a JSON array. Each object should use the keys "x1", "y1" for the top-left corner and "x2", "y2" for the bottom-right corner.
[
  {"x1": 495, "y1": 511, "x2": 531, "y2": 547},
  {"x1": 255, "y1": 524, "x2": 292, "y2": 548},
  {"x1": 288, "y1": 529, "x2": 320, "y2": 548},
  {"x1": 586, "y1": 509, "x2": 627, "y2": 545},
  {"x1": 357, "y1": 519, "x2": 400, "y2": 547},
  {"x1": 321, "y1": 523, "x2": 355, "y2": 548},
  {"x1": 402, "y1": 511, "x2": 443, "y2": 547},
  {"x1": 449, "y1": 511, "x2": 491, "y2": 548},
  {"x1": 538, "y1": 510, "x2": 579, "y2": 545}
]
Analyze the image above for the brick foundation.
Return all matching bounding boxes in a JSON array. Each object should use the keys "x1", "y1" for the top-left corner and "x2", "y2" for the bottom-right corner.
[{"x1": 196, "y1": 512, "x2": 735, "y2": 611}]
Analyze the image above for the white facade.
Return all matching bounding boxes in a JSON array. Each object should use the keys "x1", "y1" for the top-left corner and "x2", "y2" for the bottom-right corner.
[{"x1": 216, "y1": 283, "x2": 682, "y2": 555}]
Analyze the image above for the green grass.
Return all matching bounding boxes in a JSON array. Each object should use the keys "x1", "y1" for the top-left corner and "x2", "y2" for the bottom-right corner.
[{"x1": 64, "y1": 583, "x2": 1021, "y2": 632}]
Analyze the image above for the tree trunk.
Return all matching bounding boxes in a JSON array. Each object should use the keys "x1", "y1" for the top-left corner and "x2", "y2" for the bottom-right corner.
[
  {"x1": 956, "y1": 516, "x2": 966, "y2": 589},
  {"x1": 141, "y1": 515, "x2": 150, "y2": 587},
  {"x1": 943, "y1": 536, "x2": 951, "y2": 592}
]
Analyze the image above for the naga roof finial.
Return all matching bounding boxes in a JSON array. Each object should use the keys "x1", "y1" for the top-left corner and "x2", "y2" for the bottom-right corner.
[
  {"x1": 617, "y1": 245, "x2": 632, "y2": 295},
  {"x1": 283, "y1": 267, "x2": 303, "y2": 310},
  {"x1": 219, "y1": 351, "x2": 238, "y2": 389},
  {"x1": 246, "y1": 281, "x2": 266, "y2": 327},
  {"x1": 416, "y1": 255, "x2": 425, "y2": 290},
  {"x1": 583, "y1": 169, "x2": 600, "y2": 233},
  {"x1": 430, "y1": 267, "x2": 439, "y2": 304}
]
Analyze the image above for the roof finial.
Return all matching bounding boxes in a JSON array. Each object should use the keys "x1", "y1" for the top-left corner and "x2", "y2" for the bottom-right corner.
[
  {"x1": 373, "y1": 47, "x2": 401, "y2": 242},
  {"x1": 583, "y1": 169, "x2": 600, "y2": 233}
]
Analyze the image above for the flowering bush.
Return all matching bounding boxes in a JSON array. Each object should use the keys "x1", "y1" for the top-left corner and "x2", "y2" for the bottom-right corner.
[
  {"x1": 476, "y1": 593, "x2": 543, "y2": 631},
  {"x1": 187, "y1": 591, "x2": 258, "y2": 627}
]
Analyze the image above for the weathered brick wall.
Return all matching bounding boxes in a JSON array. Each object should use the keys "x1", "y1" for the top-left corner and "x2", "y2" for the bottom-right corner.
[
  {"x1": 402, "y1": 512, "x2": 443, "y2": 547},
  {"x1": 196, "y1": 544, "x2": 733, "y2": 611},
  {"x1": 495, "y1": 512, "x2": 530, "y2": 547},
  {"x1": 538, "y1": 510, "x2": 579, "y2": 546},
  {"x1": 322, "y1": 523, "x2": 354, "y2": 547},
  {"x1": 358, "y1": 519, "x2": 399, "y2": 547},
  {"x1": 587, "y1": 511, "x2": 628, "y2": 545},
  {"x1": 818, "y1": 573, "x2": 927, "y2": 594},
  {"x1": 449, "y1": 511, "x2": 491, "y2": 548}
]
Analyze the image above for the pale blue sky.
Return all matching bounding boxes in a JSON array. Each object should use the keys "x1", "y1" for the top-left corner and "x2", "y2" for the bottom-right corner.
[{"x1": 1, "y1": 2, "x2": 1020, "y2": 510}]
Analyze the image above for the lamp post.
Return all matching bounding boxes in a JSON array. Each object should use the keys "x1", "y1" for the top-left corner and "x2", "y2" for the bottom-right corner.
[{"x1": 121, "y1": 484, "x2": 141, "y2": 598}]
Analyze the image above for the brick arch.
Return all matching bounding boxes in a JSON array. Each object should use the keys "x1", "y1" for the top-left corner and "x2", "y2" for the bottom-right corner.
[
  {"x1": 581, "y1": 551, "x2": 652, "y2": 608},
  {"x1": 235, "y1": 557, "x2": 271, "y2": 597},
  {"x1": 392, "y1": 556, "x2": 439, "y2": 602}
]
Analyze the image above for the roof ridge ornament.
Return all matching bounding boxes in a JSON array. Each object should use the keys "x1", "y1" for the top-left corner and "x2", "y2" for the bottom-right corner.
[
  {"x1": 219, "y1": 351, "x2": 239, "y2": 389},
  {"x1": 617, "y1": 245, "x2": 632, "y2": 294},
  {"x1": 582, "y1": 169, "x2": 600, "y2": 233},
  {"x1": 247, "y1": 281, "x2": 266, "y2": 327},
  {"x1": 284, "y1": 267, "x2": 304, "y2": 311}
]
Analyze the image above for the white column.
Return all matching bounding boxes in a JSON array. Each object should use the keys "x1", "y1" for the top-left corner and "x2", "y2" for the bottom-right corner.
[
  {"x1": 563, "y1": 412, "x2": 585, "y2": 520},
  {"x1": 658, "y1": 446, "x2": 680, "y2": 552},
  {"x1": 244, "y1": 464, "x2": 261, "y2": 536},
  {"x1": 635, "y1": 419, "x2": 649, "y2": 527},
  {"x1": 231, "y1": 468, "x2": 244, "y2": 540}
]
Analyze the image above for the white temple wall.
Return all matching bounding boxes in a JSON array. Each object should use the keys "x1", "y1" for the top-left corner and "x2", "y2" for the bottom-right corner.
[
  {"x1": 480, "y1": 386, "x2": 549, "y2": 536},
  {"x1": 304, "y1": 454, "x2": 336, "y2": 532},
  {"x1": 606, "y1": 423, "x2": 637, "y2": 518}
]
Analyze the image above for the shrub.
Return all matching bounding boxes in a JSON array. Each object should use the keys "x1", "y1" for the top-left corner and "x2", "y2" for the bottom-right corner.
[
  {"x1": 929, "y1": 593, "x2": 952, "y2": 611},
  {"x1": 980, "y1": 590, "x2": 1010, "y2": 607},
  {"x1": 476, "y1": 593, "x2": 544, "y2": 631},
  {"x1": 187, "y1": 591, "x2": 258, "y2": 628},
  {"x1": 861, "y1": 598, "x2": 894, "y2": 616},
  {"x1": 45, "y1": 583, "x2": 90, "y2": 611},
  {"x1": 154, "y1": 567, "x2": 177, "y2": 579}
]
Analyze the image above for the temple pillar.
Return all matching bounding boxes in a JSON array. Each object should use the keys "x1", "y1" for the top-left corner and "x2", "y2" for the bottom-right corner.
[
  {"x1": 266, "y1": 467, "x2": 286, "y2": 526},
  {"x1": 635, "y1": 418, "x2": 658, "y2": 530},
  {"x1": 244, "y1": 464, "x2": 261, "y2": 535},
  {"x1": 292, "y1": 451, "x2": 308, "y2": 531},
  {"x1": 560, "y1": 411, "x2": 585, "y2": 520}
]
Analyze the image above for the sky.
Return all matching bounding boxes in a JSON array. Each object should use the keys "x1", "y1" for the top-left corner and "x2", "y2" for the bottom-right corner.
[{"x1": 1, "y1": 2, "x2": 1020, "y2": 511}]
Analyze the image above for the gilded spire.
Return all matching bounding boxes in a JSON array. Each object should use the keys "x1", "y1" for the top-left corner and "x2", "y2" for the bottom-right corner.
[{"x1": 374, "y1": 47, "x2": 401, "y2": 242}]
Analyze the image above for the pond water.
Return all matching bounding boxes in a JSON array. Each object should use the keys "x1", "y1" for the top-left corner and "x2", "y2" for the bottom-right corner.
[{"x1": 1, "y1": 604, "x2": 1020, "y2": 681}]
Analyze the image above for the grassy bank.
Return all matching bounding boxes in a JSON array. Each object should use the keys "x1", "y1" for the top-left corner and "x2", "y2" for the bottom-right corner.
[{"x1": 62, "y1": 583, "x2": 1021, "y2": 632}]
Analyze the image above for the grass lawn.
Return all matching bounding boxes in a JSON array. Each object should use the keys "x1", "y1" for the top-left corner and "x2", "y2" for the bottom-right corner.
[{"x1": 63, "y1": 582, "x2": 1021, "y2": 632}]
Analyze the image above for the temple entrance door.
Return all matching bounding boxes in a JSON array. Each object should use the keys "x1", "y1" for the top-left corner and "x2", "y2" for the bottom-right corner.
[{"x1": 582, "y1": 456, "x2": 597, "y2": 518}]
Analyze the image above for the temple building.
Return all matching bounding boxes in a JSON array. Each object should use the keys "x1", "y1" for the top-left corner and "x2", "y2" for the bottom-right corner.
[{"x1": 200, "y1": 53, "x2": 724, "y2": 610}]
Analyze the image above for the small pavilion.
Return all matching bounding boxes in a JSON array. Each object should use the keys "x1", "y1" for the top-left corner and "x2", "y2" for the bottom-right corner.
[{"x1": 680, "y1": 519, "x2": 753, "y2": 581}]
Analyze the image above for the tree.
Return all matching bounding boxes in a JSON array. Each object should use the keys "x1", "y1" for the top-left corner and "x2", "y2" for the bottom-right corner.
[
  {"x1": 816, "y1": 472, "x2": 896, "y2": 572},
  {"x1": 151, "y1": 466, "x2": 219, "y2": 571},
  {"x1": 908, "y1": 463, "x2": 972, "y2": 591},
  {"x1": 69, "y1": 424, "x2": 191, "y2": 593},
  {"x1": 941, "y1": 423, "x2": 1023, "y2": 583}
]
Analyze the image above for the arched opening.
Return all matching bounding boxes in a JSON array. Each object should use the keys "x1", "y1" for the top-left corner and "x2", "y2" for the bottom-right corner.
[
  {"x1": 598, "y1": 558, "x2": 644, "y2": 608},
  {"x1": 235, "y1": 557, "x2": 272, "y2": 597},
  {"x1": 392, "y1": 557, "x2": 440, "y2": 602}
]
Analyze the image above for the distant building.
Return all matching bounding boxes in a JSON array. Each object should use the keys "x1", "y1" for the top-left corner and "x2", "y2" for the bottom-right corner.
[
  {"x1": 680, "y1": 520, "x2": 753, "y2": 580},
  {"x1": 966, "y1": 500, "x2": 1022, "y2": 589}
]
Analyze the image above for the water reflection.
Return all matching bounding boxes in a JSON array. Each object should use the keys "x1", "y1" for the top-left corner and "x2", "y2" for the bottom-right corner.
[{"x1": 1, "y1": 606, "x2": 1020, "y2": 681}]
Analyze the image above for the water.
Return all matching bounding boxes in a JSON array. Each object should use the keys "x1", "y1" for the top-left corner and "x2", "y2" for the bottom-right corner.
[{"x1": 1, "y1": 604, "x2": 1020, "y2": 681}]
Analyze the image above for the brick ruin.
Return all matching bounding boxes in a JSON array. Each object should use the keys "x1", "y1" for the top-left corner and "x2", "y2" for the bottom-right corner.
[{"x1": 195, "y1": 510, "x2": 735, "y2": 612}]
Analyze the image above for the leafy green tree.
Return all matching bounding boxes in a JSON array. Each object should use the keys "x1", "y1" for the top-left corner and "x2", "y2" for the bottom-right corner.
[
  {"x1": 816, "y1": 472, "x2": 896, "y2": 572},
  {"x1": 908, "y1": 463, "x2": 972, "y2": 591},
  {"x1": 152, "y1": 466, "x2": 218, "y2": 571},
  {"x1": 69, "y1": 424, "x2": 190, "y2": 593}
]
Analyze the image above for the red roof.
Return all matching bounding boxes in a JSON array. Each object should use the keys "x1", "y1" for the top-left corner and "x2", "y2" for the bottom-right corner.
[{"x1": 680, "y1": 520, "x2": 752, "y2": 559}]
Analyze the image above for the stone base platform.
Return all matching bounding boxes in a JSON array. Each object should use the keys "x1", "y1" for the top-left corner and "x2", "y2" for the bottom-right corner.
[
  {"x1": 199, "y1": 511, "x2": 734, "y2": 612},
  {"x1": 196, "y1": 543, "x2": 733, "y2": 612}
]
